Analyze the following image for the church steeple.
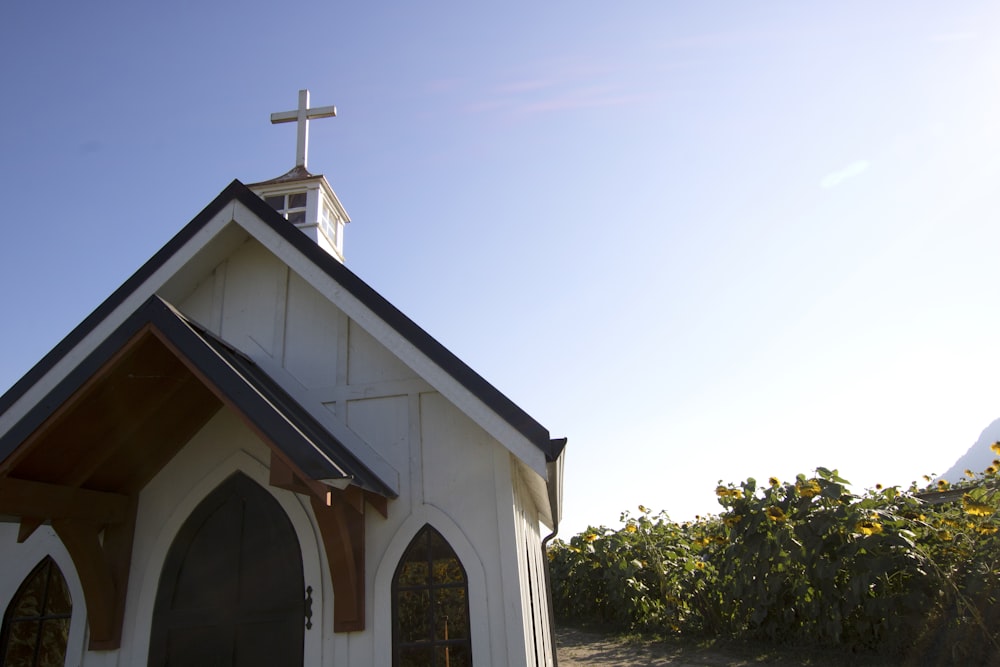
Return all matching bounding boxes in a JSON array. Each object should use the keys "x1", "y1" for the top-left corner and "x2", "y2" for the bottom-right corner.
[{"x1": 247, "y1": 90, "x2": 350, "y2": 263}]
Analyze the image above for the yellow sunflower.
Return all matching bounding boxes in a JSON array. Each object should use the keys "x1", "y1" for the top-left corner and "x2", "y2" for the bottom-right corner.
[
  {"x1": 991, "y1": 441, "x2": 1000, "y2": 456},
  {"x1": 857, "y1": 520, "x2": 882, "y2": 536},
  {"x1": 962, "y1": 495, "x2": 993, "y2": 517},
  {"x1": 766, "y1": 506, "x2": 787, "y2": 523},
  {"x1": 797, "y1": 480, "x2": 822, "y2": 498}
]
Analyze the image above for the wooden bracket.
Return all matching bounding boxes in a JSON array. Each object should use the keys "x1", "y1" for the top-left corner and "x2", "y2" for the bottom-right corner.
[
  {"x1": 0, "y1": 478, "x2": 130, "y2": 524},
  {"x1": 0, "y1": 476, "x2": 137, "y2": 650},
  {"x1": 310, "y1": 493, "x2": 365, "y2": 632},
  {"x1": 268, "y1": 452, "x2": 369, "y2": 632},
  {"x1": 52, "y1": 497, "x2": 137, "y2": 650},
  {"x1": 17, "y1": 517, "x2": 44, "y2": 543}
]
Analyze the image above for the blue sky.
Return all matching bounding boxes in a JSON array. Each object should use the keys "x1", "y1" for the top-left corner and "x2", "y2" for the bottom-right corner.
[{"x1": 2, "y1": 2, "x2": 1000, "y2": 536}]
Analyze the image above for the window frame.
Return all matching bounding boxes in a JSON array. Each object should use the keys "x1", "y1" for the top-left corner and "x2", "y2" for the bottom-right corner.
[
  {"x1": 0, "y1": 556, "x2": 72, "y2": 667},
  {"x1": 391, "y1": 525, "x2": 472, "y2": 667},
  {"x1": 264, "y1": 192, "x2": 308, "y2": 224}
]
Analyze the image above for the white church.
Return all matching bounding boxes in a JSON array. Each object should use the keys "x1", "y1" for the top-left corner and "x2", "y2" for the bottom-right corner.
[{"x1": 0, "y1": 91, "x2": 566, "y2": 666}]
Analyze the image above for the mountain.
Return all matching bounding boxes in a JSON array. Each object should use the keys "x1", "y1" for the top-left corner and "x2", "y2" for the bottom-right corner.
[{"x1": 940, "y1": 417, "x2": 1000, "y2": 483}]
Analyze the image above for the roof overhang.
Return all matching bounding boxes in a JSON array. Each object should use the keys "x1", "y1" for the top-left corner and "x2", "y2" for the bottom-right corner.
[
  {"x1": 0, "y1": 295, "x2": 394, "y2": 498},
  {"x1": 0, "y1": 295, "x2": 393, "y2": 648}
]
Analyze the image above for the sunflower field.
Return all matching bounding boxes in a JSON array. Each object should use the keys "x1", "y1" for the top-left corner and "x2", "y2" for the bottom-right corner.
[{"x1": 548, "y1": 452, "x2": 1000, "y2": 662}]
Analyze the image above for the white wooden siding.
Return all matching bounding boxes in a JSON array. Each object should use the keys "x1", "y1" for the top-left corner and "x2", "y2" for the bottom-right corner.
[{"x1": 513, "y1": 462, "x2": 555, "y2": 667}]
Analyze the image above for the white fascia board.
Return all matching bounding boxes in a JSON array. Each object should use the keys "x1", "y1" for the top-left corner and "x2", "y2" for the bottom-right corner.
[
  {"x1": 0, "y1": 203, "x2": 240, "y2": 438},
  {"x1": 229, "y1": 200, "x2": 550, "y2": 479},
  {"x1": 515, "y1": 457, "x2": 555, "y2": 529}
]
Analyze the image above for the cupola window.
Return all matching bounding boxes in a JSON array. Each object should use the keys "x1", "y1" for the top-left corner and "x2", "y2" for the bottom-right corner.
[
  {"x1": 264, "y1": 192, "x2": 308, "y2": 224},
  {"x1": 320, "y1": 203, "x2": 338, "y2": 245}
]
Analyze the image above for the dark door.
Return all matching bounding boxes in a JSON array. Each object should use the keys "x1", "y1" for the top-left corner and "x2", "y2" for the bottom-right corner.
[{"x1": 148, "y1": 473, "x2": 304, "y2": 667}]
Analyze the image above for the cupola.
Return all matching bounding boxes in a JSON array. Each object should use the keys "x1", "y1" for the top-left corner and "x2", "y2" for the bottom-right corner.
[{"x1": 247, "y1": 90, "x2": 350, "y2": 262}]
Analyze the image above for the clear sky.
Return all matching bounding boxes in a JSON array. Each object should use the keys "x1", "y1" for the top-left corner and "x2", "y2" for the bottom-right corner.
[{"x1": 2, "y1": 2, "x2": 1000, "y2": 537}]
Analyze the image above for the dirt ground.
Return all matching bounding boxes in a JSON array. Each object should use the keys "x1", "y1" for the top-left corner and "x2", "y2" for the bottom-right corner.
[
  {"x1": 553, "y1": 627, "x2": 898, "y2": 667},
  {"x1": 555, "y1": 626, "x2": 744, "y2": 666}
]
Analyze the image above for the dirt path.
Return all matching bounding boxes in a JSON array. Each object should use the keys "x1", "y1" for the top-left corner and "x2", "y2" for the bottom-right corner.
[
  {"x1": 553, "y1": 627, "x2": 897, "y2": 667},
  {"x1": 555, "y1": 627, "x2": 753, "y2": 666}
]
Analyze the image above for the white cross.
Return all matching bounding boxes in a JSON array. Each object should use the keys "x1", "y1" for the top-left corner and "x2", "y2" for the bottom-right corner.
[{"x1": 270, "y1": 89, "x2": 337, "y2": 169}]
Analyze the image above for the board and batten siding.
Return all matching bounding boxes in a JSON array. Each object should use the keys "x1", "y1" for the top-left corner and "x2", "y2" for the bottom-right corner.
[{"x1": 172, "y1": 236, "x2": 548, "y2": 665}]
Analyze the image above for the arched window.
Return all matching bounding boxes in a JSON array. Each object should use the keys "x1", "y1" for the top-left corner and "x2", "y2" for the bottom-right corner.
[
  {"x1": 392, "y1": 525, "x2": 472, "y2": 667},
  {"x1": 0, "y1": 556, "x2": 72, "y2": 667}
]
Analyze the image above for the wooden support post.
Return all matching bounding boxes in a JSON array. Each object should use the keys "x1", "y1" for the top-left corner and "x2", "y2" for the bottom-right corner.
[
  {"x1": 268, "y1": 451, "x2": 373, "y2": 632},
  {"x1": 310, "y1": 494, "x2": 365, "y2": 632},
  {"x1": 52, "y1": 497, "x2": 137, "y2": 650}
]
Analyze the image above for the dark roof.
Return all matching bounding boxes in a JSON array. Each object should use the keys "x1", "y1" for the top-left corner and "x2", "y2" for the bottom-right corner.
[
  {"x1": 245, "y1": 165, "x2": 321, "y2": 187},
  {"x1": 0, "y1": 295, "x2": 396, "y2": 497},
  {"x1": 0, "y1": 180, "x2": 565, "y2": 463}
]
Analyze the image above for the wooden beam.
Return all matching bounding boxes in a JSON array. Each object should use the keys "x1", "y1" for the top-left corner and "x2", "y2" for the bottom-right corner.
[
  {"x1": 310, "y1": 494, "x2": 365, "y2": 632},
  {"x1": 94, "y1": 496, "x2": 138, "y2": 650},
  {"x1": 364, "y1": 491, "x2": 388, "y2": 519},
  {"x1": 53, "y1": 520, "x2": 116, "y2": 643},
  {"x1": 270, "y1": 452, "x2": 364, "y2": 630},
  {"x1": 268, "y1": 451, "x2": 389, "y2": 633},
  {"x1": 0, "y1": 478, "x2": 129, "y2": 524},
  {"x1": 16, "y1": 517, "x2": 43, "y2": 543},
  {"x1": 267, "y1": 450, "x2": 332, "y2": 502},
  {"x1": 52, "y1": 496, "x2": 137, "y2": 651},
  {"x1": 268, "y1": 452, "x2": 317, "y2": 497}
]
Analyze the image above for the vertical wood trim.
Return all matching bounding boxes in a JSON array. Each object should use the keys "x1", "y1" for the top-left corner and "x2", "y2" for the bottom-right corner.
[
  {"x1": 210, "y1": 259, "x2": 227, "y2": 335},
  {"x1": 335, "y1": 312, "x2": 350, "y2": 389},
  {"x1": 410, "y1": 393, "x2": 423, "y2": 508},
  {"x1": 274, "y1": 265, "x2": 289, "y2": 367}
]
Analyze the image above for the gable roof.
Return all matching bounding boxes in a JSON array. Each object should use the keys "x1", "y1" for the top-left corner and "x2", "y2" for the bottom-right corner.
[
  {"x1": 0, "y1": 180, "x2": 565, "y2": 471},
  {"x1": 0, "y1": 294, "x2": 395, "y2": 497}
]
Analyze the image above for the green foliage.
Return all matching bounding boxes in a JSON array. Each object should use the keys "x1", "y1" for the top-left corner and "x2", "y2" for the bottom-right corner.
[{"x1": 549, "y1": 461, "x2": 1000, "y2": 663}]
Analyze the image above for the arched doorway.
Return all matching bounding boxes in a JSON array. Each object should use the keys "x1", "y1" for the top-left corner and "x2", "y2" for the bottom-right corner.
[{"x1": 148, "y1": 473, "x2": 304, "y2": 667}]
